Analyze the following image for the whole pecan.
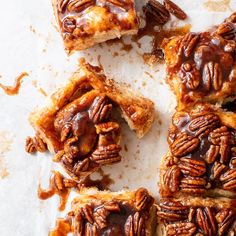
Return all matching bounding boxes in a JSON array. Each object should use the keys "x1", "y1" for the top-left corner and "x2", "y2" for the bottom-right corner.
[
  {"x1": 163, "y1": 165, "x2": 181, "y2": 193},
  {"x1": 170, "y1": 133, "x2": 199, "y2": 157},
  {"x1": 216, "y1": 209, "x2": 235, "y2": 236},
  {"x1": 220, "y1": 169, "x2": 236, "y2": 190},
  {"x1": 178, "y1": 157, "x2": 206, "y2": 177},
  {"x1": 124, "y1": 212, "x2": 145, "y2": 236},
  {"x1": 180, "y1": 176, "x2": 206, "y2": 194},
  {"x1": 89, "y1": 95, "x2": 113, "y2": 124},
  {"x1": 143, "y1": 0, "x2": 170, "y2": 25},
  {"x1": 203, "y1": 61, "x2": 223, "y2": 91},
  {"x1": 179, "y1": 33, "x2": 200, "y2": 57},
  {"x1": 163, "y1": 0, "x2": 187, "y2": 20},
  {"x1": 210, "y1": 162, "x2": 227, "y2": 180},
  {"x1": 166, "y1": 222, "x2": 196, "y2": 236},
  {"x1": 91, "y1": 144, "x2": 121, "y2": 165},
  {"x1": 67, "y1": 0, "x2": 94, "y2": 13},
  {"x1": 188, "y1": 113, "x2": 219, "y2": 138},
  {"x1": 217, "y1": 22, "x2": 236, "y2": 40},
  {"x1": 205, "y1": 145, "x2": 220, "y2": 164},
  {"x1": 135, "y1": 188, "x2": 154, "y2": 211}
]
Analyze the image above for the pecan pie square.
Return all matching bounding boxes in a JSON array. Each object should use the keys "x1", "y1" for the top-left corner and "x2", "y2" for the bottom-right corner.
[
  {"x1": 66, "y1": 188, "x2": 156, "y2": 235},
  {"x1": 163, "y1": 12, "x2": 236, "y2": 110},
  {"x1": 160, "y1": 103, "x2": 236, "y2": 198},
  {"x1": 52, "y1": 0, "x2": 139, "y2": 52},
  {"x1": 28, "y1": 59, "x2": 155, "y2": 180},
  {"x1": 157, "y1": 197, "x2": 236, "y2": 236}
]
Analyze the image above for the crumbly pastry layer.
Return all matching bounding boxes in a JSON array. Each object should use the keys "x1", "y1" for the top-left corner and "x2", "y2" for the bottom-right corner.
[
  {"x1": 60, "y1": 188, "x2": 156, "y2": 235},
  {"x1": 160, "y1": 103, "x2": 236, "y2": 198},
  {"x1": 157, "y1": 197, "x2": 236, "y2": 236},
  {"x1": 28, "y1": 59, "x2": 155, "y2": 180},
  {"x1": 52, "y1": 0, "x2": 139, "y2": 52},
  {"x1": 163, "y1": 12, "x2": 236, "y2": 110}
]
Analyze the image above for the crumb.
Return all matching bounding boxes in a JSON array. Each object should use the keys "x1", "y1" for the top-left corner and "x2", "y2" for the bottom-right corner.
[
  {"x1": 144, "y1": 71, "x2": 154, "y2": 79},
  {"x1": 124, "y1": 144, "x2": 128, "y2": 152}
]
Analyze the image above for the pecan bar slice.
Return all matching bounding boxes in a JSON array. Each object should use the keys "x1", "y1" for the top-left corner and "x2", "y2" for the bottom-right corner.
[
  {"x1": 157, "y1": 197, "x2": 236, "y2": 236},
  {"x1": 28, "y1": 59, "x2": 155, "y2": 180},
  {"x1": 163, "y1": 12, "x2": 236, "y2": 110},
  {"x1": 52, "y1": 0, "x2": 139, "y2": 52},
  {"x1": 51, "y1": 187, "x2": 156, "y2": 236},
  {"x1": 160, "y1": 103, "x2": 236, "y2": 198}
]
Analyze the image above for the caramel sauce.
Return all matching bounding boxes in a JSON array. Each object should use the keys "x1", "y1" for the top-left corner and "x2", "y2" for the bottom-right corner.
[
  {"x1": 38, "y1": 173, "x2": 70, "y2": 211},
  {"x1": 0, "y1": 72, "x2": 28, "y2": 96},
  {"x1": 49, "y1": 218, "x2": 72, "y2": 236}
]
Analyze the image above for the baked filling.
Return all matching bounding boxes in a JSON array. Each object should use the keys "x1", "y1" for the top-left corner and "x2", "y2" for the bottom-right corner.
[
  {"x1": 163, "y1": 12, "x2": 236, "y2": 110},
  {"x1": 157, "y1": 197, "x2": 236, "y2": 236},
  {"x1": 51, "y1": 188, "x2": 156, "y2": 235},
  {"x1": 52, "y1": 0, "x2": 139, "y2": 52},
  {"x1": 27, "y1": 59, "x2": 155, "y2": 180},
  {"x1": 160, "y1": 103, "x2": 236, "y2": 198}
]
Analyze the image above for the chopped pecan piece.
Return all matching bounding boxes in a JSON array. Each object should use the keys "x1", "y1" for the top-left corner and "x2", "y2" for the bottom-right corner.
[
  {"x1": 180, "y1": 177, "x2": 206, "y2": 194},
  {"x1": 178, "y1": 158, "x2": 206, "y2": 177},
  {"x1": 217, "y1": 22, "x2": 236, "y2": 40},
  {"x1": 73, "y1": 158, "x2": 90, "y2": 174},
  {"x1": 163, "y1": 0, "x2": 187, "y2": 20},
  {"x1": 135, "y1": 188, "x2": 154, "y2": 211},
  {"x1": 205, "y1": 145, "x2": 220, "y2": 164},
  {"x1": 25, "y1": 135, "x2": 47, "y2": 153},
  {"x1": 179, "y1": 33, "x2": 200, "y2": 57},
  {"x1": 202, "y1": 61, "x2": 223, "y2": 91},
  {"x1": 67, "y1": 0, "x2": 94, "y2": 13},
  {"x1": 95, "y1": 122, "x2": 120, "y2": 134},
  {"x1": 189, "y1": 113, "x2": 219, "y2": 138},
  {"x1": 91, "y1": 144, "x2": 121, "y2": 165},
  {"x1": 163, "y1": 165, "x2": 181, "y2": 193},
  {"x1": 143, "y1": 0, "x2": 170, "y2": 25},
  {"x1": 166, "y1": 222, "x2": 196, "y2": 236},
  {"x1": 124, "y1": 212, "x2": 145, "y2": 236},
  {"x1": 220, "y1": 169, "x2": 236, "y2": 190},
  {"x1": 170, "y1": 133, "x2": 199, "y2": 157}
]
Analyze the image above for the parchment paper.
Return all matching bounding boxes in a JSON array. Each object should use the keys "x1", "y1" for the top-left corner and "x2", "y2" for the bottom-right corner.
[{"x1": 0, "y1": 0, "x2": 235, "y2": 235}]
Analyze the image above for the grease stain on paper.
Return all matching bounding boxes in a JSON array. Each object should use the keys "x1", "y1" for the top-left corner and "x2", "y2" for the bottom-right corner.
[
  {"x1": 203, "y1": 0, "x2": 231, "y2": 12},
  {"x1": 0, "y1": 131, "x2": 13, "y2": 179}
]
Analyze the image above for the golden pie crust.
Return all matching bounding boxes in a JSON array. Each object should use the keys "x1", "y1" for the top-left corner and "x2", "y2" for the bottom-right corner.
[
  {"x1": 52, "y1": 0, "x2": 139, "y2": 52},
  {"x1": 29, "y1": 59, "x2": 155, "y2": 180}
]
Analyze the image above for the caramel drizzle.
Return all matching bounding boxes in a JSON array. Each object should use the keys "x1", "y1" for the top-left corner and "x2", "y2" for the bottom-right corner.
[
  {"x1": 49, "y1": 218, "x2": 72, "y2": 236},
  {"x1": 0, "y1": 72, "x2": 29, "y2": 96}
]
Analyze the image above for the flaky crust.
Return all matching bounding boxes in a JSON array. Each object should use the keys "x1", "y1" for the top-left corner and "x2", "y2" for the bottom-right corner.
[{"x1": 52, "y1": 0, "x2": 139, "y2": 52}]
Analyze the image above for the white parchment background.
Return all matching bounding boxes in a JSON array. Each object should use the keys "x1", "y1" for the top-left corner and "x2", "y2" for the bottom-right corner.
[{"x1": 0, "y1": 0, "x2": 235, "y2": 235}]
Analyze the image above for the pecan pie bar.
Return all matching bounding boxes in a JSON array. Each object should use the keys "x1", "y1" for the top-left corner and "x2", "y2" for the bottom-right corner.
[
  {"x1": 163, "y1": 12, "x2": 236, "y2": 110},
  {"x1": 157, "y1": 197, "x2": 236, "y2": 236},
  {"x1": 28, "y1": 59, "x2": 155, "y2": 180},
  {"x1": 61, "y1": 187, "x2": 156, "y2": 235},
  {"x1": 52, "y1": 0, "x2": 139, "y2": 52},
  {"x1": 160, "y1": 103, "x2": 236, "y2": 198}
]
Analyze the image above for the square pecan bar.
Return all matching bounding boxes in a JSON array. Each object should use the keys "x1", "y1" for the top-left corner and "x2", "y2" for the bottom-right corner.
[
  {"x1": 160, "y1": 103, "x2": 236, "y2": 198},
  {"x1": 52, "y1": 0, "x2": 139, "y2": 52},
  {"x1": 157, "y1": 197, "x2": 236, "y2": 236},
  {"x1": 57, "y1": 188, "x2": 156, "y2": 235},
  {"x1": 163, "y1": 12, "x2": 236, "y2": 110},
  {"x1": 28, "y1": 59, "x2": 154, "y2": 180}
]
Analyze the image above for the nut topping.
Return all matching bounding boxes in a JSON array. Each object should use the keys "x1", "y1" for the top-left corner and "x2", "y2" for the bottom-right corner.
[
  {"x1": 166, "y1": 222, "x2": 196, "y2": 236},
  {"x1": 179, "y1": 33, "x2": 200, "y2": 57},
  {"x1": 85, "y1": 223, "x2": 98, "y2": 236},
  {"x1": 135, "y1": 188, "x2": 154, "y2": 211},
  {"x1": 216, "y1": 209, "x2": 235, "y2": 236},
  {"x1": 210, "y1": 162, "x2": 227, "y2": 180},
  {"x1": 58, "y1": 0, "x2": 70, "y2": 12},
  {"x1": 220, "y1": 169, "x2": 236, "y2": 190},
  {"x1": 93, "y1": 206, "x2": 110, "y2": 229},
  {"x1": 163, "y1": 165, "x2": 181, "y2": 193},
  {"x1": 25, "y1": 135, "x2": 47, "y2": 153},
  {"x1": 209, "y1": 126, "x2": 232, "y2": 145},
  {"x1": 124, "y1": 212, "x2": 145, "y2": 236},
  {"x1": 180, "y1": 177, "x2": 206, "y2": 194},
  {"x1": 217, "y1": 22, "x2": 236, "y2": 40},
  {"x1": 67, "y1": 0, "x2": 94, "y2": 13},
  {"x1": 62, "y1": 17, "x2": 76, "y2": 33},
  {"x1": 143, "y1": 0, "x2": 170, "y2": 25},
  {"x1": 170, "y1": 133, "x2": 199, "y2": 157},
  {"x1": 163, "y1": 0, "x2": 187, "y2": 20},
  {"x1": 205, "y1": 145, "x2": 220, "y2": 164}
]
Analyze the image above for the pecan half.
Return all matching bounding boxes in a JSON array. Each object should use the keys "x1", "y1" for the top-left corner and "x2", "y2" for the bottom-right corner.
[
  {"x1": 89, "y1": 95, "x2": 112, "y2": 124},
  {"x1": 203, "y1": 61, "x2": 223, "y2": 91},
  {"x1": 189, "y1": 113, "x2": 219, "y2": 138},
  {"x1": 93, "y1": 206, "x2": 109, "y2": 229},
  {"x1": 106, "y1": 0, "x2": 126, "y2": 8},
  {"x1": 143, "y1": 0, "x2": 170, "y2": 25},
  {"x1": 25, "y1": 135, "x2": 47, "y2": 153},
  {"x1": 178, "y1": 157, "x2": 206, "y2": 177},
  {"x1": 163, "y1": 165, "x2": 181, "y2": 193},
  {"x1": 73, "y1": 158, "x2": 90, "y2": 174},
  {"x1": 74, "y1": 212, "x2": 84, "y2": 235},
  {"x1": 163, "y1": 0, "x2": 187, "y2": 20},
  {"x1": 216, "y1": 209, "x2": 235, "y2": 236},
  {"x1": 80, "y1": 205, "x2": 94, "y2": 224},
  {"x1": 180, "y1": 177, "x2": 206, "y2": 194},
  {"x1": 135, "y1": 188, "x2": 154, "y2": 211},
  {"x1": 220, "y1": 169, "x2": 236, "y2": 190},
  {"x1": 210, "y1": 162, "x2": 227, "y2": 180},
  {"x1": 58, "y1": 0, "x2": 70, "y2": 12},
  {"x1": 85, "y1": 223, "x2": 98, "y2": 236},
  {"x1": 217, "y1": 22, "x2": 236, "y2": 40},
  {"x1": 179, "y1": 33, "x2": 200, "y2": 57},
  {"x1": 166, "y1": 222, "x2": 196, "y2": 236},
  {"x1": 91, "y1": 144, "x2": 121, "y2": 165},
  {"x1": 209, "y1": 126, "x2": 232, "y2": 145},
  {"x1": 67, "y1": 0, "x2": 94, "y2": 13},
  {"x1": 170, "y1": 133, "x2": 199, "y2": 157},
  {"x1": 205, "y1": 145, "x2": 220, "y2": 164},
  {"x1": 124, "y1": 212, "x2": 145, "y2": 236}
]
